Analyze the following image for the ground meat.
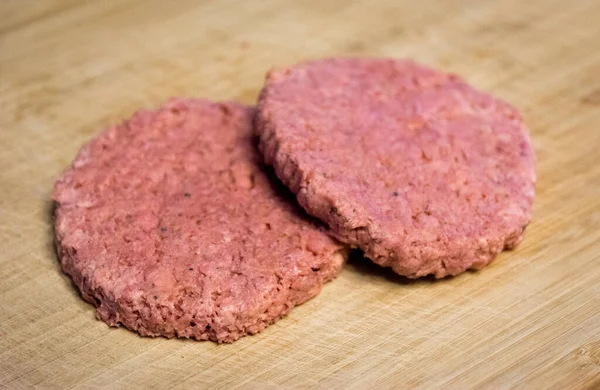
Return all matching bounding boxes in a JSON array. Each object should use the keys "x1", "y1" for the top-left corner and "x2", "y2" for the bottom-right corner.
[
  {"x1": 54, "y1": 98, "x2": 346, "y2": 343},
  {"x1": 256, "y1": 58, "x2": 536, "y2": 278}
]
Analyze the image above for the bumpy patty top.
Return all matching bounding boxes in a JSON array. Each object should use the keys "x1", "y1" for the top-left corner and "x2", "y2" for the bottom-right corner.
[
  {"x1": 54, "y1": 98, "x2": 344, "y2": 343},
  {"x1": 257, "y1": 58, "x2": 536, "y2": 278}
]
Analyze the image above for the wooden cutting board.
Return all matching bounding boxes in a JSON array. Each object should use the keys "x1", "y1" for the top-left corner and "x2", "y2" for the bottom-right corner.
[{"x1": 1, "y1": 0, "x2": 599, "y2": 388}]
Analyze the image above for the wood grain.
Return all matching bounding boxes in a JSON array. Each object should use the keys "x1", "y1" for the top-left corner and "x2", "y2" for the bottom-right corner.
[{"x1": 1, "y1": 0, "x2": 599, "y2": 388}]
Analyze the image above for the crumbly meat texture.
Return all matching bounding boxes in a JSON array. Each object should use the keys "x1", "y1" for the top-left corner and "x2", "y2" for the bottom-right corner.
[
  {"x1": 53, "y1": 98, "x2": 345, "y2": 343},
  {"x1": 256, "y1": 58, "x2": 536, "y2": 278}
]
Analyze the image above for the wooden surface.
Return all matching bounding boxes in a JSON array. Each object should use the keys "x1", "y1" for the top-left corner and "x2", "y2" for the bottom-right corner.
[{"x1": 1, "y1": 0, "x2": 599, "y2": 388}]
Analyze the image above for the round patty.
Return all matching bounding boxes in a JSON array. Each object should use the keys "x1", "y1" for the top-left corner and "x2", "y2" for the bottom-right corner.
[
  {"x1": 53, "y1": 98, "x2": 345, "y2": 343},
  {"x1": 256, "y1": 58, "x2": 536, "y2": 278}
]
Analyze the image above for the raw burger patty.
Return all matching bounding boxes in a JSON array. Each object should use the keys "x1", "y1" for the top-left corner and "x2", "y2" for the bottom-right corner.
[
  {"x1": 256, "y1": 58, "x2": 536, "y2": 278},
  {"x1": 53, "y1": 98, "x2": 345, "y2": 343}
]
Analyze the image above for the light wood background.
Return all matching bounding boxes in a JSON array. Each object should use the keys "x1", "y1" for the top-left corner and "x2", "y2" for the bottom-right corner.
[{"x1": 1, "y1": 0, "x2": 599, "y2": 388}]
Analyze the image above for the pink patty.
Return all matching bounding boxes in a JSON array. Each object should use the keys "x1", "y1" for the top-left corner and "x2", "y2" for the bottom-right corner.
[
  {"x1": 53, "y1": 98, "x2": 345, "y2": 343},
  {"x1": 256, "y1": 58, "x2": 536, "y2": 278}
]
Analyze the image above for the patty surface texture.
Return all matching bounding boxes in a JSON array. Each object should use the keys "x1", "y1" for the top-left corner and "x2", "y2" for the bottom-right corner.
[
  {"x1": 54, "y1": 98, "x2": 345, "y2": 343},
  {"x1": 256, "y1": 58, "x2": 536, "y2": 278}
]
